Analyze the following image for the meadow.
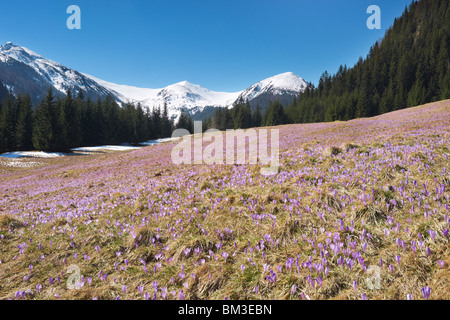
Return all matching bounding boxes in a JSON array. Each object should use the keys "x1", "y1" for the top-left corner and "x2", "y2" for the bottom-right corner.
[{"x1": 0, "y1": 100, "x2": 449, "y2": 300}]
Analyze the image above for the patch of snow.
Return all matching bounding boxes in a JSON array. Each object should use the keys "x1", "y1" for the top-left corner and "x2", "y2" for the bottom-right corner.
[
  {"x1": 71, "y1": 145, "x2": 141, "y2": 152},
  {"x1": 83, "y1": 74, "x2": 160, "y2": 102},
  {"x1": 0, "y1": 151, "x2": 65, "y2": 159},
  {"x1": 140, "y1": 137, "x2": 179, "y2": 146}
]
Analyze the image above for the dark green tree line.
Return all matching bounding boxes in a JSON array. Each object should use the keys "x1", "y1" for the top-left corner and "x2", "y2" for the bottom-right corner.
[{"x1": 0, "y1": 87, "x2": 184, "y2": 153}]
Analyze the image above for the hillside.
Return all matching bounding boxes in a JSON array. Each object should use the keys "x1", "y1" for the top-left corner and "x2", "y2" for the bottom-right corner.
[
  {"x1": 286, "y1": 0, "x2": 450, "y2": 124},
  {"x1": 0, "y1": 99, "x2": 449, "y2": 300}
]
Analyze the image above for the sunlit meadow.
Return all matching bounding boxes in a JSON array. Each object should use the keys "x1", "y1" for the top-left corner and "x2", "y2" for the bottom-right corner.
[{"x1": 0, "y1": 100, "x2": 449, "y2": 300}]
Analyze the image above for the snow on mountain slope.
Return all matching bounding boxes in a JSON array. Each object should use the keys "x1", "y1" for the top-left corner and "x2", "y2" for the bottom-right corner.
[
  {"x1": 83, "y1": 74, "x2": 160, "y2": 102},
  {"x1": 0, "y1": 42, "x2": 121, "y2": 102},
  {"x1": 1, "y1": 42, "x2": 308, "y2": 119},
  {"x1": 84, "y1": 74, "x2": 243, "y2": 118},
  {"x1": 237, "y1": 72, "x2": 307, "y2": 102},
  {"x1": 87, "y1": 72, "x2": 306, "y2": 118},
  {"x1": 139, "y1": 81, "x2": 242, "y2": 117}
]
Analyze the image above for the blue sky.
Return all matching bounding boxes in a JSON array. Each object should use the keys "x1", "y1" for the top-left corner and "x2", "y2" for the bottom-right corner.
[{"x1": 0, "y1": 0, "x2": 413, "y2": 91}]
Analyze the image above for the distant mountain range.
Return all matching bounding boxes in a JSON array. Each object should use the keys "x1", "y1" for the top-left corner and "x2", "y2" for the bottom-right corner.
[{"x1": 0, "y1": 42, "x2": 307, "y2": 119}]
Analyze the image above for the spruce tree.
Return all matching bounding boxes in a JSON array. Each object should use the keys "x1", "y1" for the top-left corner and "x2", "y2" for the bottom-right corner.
[
  {"x1": 33, "y1": 88, "x2": 56, "y2": 151},
  {"x1": 54, "y1": 98, "x2": 69, "y2": 151},
  {"x1": 263, "y1": 101, "x2": 287, "y2": 126},
  {"x1": 64, "y1": 88, "x2": 82, "y2": 148},
  {"x1": 252, "y1": 104, "x2": 262, "y2": 127},
  {"x1": 0, "y1": 95, "x2": 15, "y2": 153},
  {"x1": 15, "y1": 94, "x2": 33, "y2": 151}
]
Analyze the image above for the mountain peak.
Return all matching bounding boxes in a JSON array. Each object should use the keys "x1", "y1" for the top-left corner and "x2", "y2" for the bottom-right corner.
[
  {"x1": 237, "y1": 72, "x2": 307, "y2": 103},
  {"x1": 266, "y1": 71, "x2": 304, "y2": 82},
  {"x1": 1, "y1": 41, "x2": 17, "y2": 51},
  {"x1": 0, "y1": 42, "x2": 42, "y2": 60},
  {"x1": 171, "y1": 80, "x2": 197, "y2": 88},
  {"x1": 177, "y1": 80, "x2": 190, "y2": 85}
]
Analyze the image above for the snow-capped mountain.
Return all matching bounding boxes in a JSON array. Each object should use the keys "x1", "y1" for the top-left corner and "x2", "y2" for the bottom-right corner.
[
  {"x1": 238, "y1": 72, "x2": 307, "y2": 102},
  {"x1": 0, "y1": 42, "x2": 308, "y2": 119},
  {"x1": 86, "y1": 72, "x2": 307, "y2": 119},
  {"x1": 0, "y1": 42, "x2": 124, "y2": 104},
  {"x1": 84, "y1": 74, "x2": 242, "y2": 119},
  {"x1": 236, "y1": 72, "x2": 307, "y2": 110}
]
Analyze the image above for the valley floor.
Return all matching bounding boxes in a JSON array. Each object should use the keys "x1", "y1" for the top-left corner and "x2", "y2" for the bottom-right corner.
[{"x1": 0, "y1": 100, "x2": 449, "y2": 300}]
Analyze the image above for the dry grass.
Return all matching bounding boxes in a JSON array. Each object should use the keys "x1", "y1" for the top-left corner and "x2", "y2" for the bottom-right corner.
[{"x1": 0, "y1": 100, "x2": 449, "y2": 300}]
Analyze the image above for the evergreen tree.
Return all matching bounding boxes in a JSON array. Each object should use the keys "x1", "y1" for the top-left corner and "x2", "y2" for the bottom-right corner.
[
  {"x1": 242, "y1": 101, "x2": 252, "y2": 128},
  {"x1": 15, "y1": 94, "x2": 33, "y2": 151},
  {"x1": 263, "y1": 101, "x2": 287, "y2": 126},
  {"x1": 64, "y1": 89, "x2": 82, "y2": 148},
  {"x1": 32, "y1": 88, "x2": 56, "y2": 151},
  {"x1": 54, "y1": 98, "x2": 69, "y2": 151},
  {"x1": 252, "y1": 104, "x2": 262, "y2": 127},
  {"x1": 175, "y1": 110, "x2": 193, "y2": 134},
  {"x1": 0, "y1": 95, "x2": 15, "y2": 153},
  {"x1": 152, "y1": 106, "x2": 162, "y2": 138},
  {"x1": 161, "y1": 102, "x2": 172, "y2": 138}
]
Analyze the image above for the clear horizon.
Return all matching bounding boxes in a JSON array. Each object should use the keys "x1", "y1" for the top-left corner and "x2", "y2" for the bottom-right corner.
[{"x1": 0, "y1": 0, "x2": 413, "y2": 91}]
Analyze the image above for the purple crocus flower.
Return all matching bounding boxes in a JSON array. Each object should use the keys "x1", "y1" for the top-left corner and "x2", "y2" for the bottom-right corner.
[
  {"x1": 161, "y1": 287, "x2": 168, "y2": 300},
  {"x1": 395, "y1": 255, "x2": 401, "y2": 266},
  {"x1": 290, "y1": 285, "x2": 296, "y2": 295},
  {"x1": 316, "y1": 276, "x2": 323, "y2": 287},
  {"x1": 221, "y1": 252, "x2": 229, "y2": 262},
  {"x1": 427, "y1": 230, "x2": 436, "y2": 241},
  {"x1": 389, "y1": 265, "x2": 394, "y2": 273},
  {"x1": 421, "y1": 287, "x2": 431, "y2": 300}
]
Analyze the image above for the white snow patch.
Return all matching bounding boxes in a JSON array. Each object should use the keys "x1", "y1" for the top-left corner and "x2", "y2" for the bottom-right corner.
[
  {"x1": 0, "y1": 151, "x2": 65, "y2": 159},
  {"x1": 140, "y1": 137, "x2": 179, "y2": 146},
  {"x1": 71, "y1": 145, "x2": 141, "y2": 152},
  {"x1": 83, "y1": 74, "x2": 160, "y2": 102}
]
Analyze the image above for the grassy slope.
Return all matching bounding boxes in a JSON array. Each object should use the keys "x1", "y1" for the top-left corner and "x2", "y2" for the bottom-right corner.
[{"x1": 0, "y1": 100, "x2": 449, "y2": 300}]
